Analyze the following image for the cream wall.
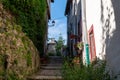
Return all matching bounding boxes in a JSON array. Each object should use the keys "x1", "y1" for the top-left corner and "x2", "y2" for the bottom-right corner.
[
  {"x1": 86, "y1": 0, "x2": 103, "y2": 59},
  {"x1": 86, "y1": 0, "x2": 116, "y2": 60},
  {"x1": 85, "y1": 0, "x2": 120, "y2": 78}
]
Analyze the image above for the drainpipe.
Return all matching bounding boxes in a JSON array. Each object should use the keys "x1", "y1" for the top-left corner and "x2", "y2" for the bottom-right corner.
[{"x1": 81, "y1": 0, "x2": 90, "y2": 65}]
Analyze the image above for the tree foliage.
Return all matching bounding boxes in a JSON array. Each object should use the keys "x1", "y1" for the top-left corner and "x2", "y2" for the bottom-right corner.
[
  {"x1": 56, "y1": 34, "x2": 65, "y2": 54},
  {"x1": 1, "y1": 0, "x2": 47, "y2": 55}
]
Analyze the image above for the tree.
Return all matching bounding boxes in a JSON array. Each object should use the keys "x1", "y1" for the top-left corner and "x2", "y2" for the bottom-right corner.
[{"x1": 56, "y1": 34, "x2": 65, "y2": 55}]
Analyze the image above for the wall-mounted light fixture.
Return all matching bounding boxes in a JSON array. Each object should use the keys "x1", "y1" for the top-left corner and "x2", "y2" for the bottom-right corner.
[{"x1": 48, "y1": 20, "x2": 55, "y2": 27}]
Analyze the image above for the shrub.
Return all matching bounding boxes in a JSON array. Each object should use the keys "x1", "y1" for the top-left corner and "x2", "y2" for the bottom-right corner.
[
  {"x1": 56, "y1": 52, "x2": 61, "y2": 56},
  {"x1": 62, "y1": 60, "x2": 112, "y2": 80},
  {"x1": 47, "y1": 52, "x2": 55, "y2": 56}
]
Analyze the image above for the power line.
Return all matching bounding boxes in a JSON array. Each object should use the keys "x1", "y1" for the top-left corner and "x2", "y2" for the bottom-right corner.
[{"x1": 51, "y1": 16, "x2": 66, "y2": 20}]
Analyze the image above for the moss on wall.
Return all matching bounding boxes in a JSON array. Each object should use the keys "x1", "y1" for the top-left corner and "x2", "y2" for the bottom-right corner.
[
  {"x1": 1, "y1": 0, "x2": 47, "y2": 55},
  {"x1": 0, "y1": 1, "x2": 48, "y2": 78},
  {"x1": 0, "y1": 1, "x2": 44, "y2": 79}
]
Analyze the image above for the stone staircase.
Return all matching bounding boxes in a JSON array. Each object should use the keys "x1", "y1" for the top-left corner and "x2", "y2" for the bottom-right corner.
[{"x1": 27, "y1": 56, "x2": 63, "y2": 80}]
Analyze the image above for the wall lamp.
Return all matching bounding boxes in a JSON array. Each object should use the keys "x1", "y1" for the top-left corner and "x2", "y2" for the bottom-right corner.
[{"x1": 48, "y1": 20, "x2": 55, "y2": 27}]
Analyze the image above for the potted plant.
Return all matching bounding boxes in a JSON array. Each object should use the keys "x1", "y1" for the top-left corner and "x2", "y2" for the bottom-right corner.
[{"x1": 72, "y1": 56, "x2": 80, "y2": 64}]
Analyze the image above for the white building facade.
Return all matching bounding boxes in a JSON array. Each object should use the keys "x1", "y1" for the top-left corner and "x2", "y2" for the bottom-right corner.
[
  {"x1": 65, "y1": 0, "x2": 120, "y2": 78},
  {"x1": 84, "y1": 0, "x2": 120, "y2": 78}
]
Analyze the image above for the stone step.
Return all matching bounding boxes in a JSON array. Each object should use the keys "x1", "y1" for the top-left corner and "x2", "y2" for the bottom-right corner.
[
  {"x1": 49, "y1": 59, "x2": 63, "y2": 62},
  {"x1": 41, "y1": 64, "x2": 62, "y2": 66},
  {"x1": 36, "y1": 70, "x2": 62, "y2": 76},
  {"x1": 27, "y1": 75, "x2": 62, "y2": 80},
  {"x1": 40, "y1": 66, "x2": 62, "y2": 70},
  {"x1": 27, "y1": 69, "x2": 62, "y2": 80},
  {"x1": 27, "y1": 56, "x2": 63, "y2": 80}
]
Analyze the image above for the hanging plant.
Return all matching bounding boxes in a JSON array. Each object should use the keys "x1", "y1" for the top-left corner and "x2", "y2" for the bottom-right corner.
[{"x1": 77, "y1": 42, "x2": 83, "y2": 50}]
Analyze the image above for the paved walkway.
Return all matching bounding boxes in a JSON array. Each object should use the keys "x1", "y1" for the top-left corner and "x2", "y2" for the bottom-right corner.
[{"x1": 27, "y1": 56, "x2": 63, "y2": 80}]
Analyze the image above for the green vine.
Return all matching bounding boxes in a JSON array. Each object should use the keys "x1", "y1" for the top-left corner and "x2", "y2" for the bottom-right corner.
[{"x1": 1, "y1": 0, "x2": 47, "y2": 55}]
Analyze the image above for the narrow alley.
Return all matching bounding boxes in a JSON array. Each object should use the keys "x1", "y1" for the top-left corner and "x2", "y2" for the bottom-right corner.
[{"x1": 0, "y1": 0, "x2": 120, "y2": 80}]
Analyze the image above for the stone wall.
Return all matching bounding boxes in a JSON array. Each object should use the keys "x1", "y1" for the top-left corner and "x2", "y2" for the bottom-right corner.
[{"x1": 0, "y1": 4, "x2": 40, "y2": 80}]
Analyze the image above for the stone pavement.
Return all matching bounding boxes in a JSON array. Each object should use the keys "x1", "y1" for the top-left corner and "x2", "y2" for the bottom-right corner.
[{"x1": 27, "y1": 56, "x2": 63, "y2": 80}]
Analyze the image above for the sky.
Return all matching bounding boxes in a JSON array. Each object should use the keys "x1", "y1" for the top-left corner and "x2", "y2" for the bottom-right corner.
[{"x1": 48, "y1": 0, "x2": 67, "y2": 44}]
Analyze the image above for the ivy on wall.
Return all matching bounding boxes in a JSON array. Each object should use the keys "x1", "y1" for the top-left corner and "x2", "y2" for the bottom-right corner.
[{"x1": 1, "y1": 0, "x2": 47, "y2": 55}]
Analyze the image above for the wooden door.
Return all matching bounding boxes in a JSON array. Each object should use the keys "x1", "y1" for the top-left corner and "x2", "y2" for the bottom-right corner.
[{"x1": 89, "y1": 25, "x2": 96, "y2": 62}]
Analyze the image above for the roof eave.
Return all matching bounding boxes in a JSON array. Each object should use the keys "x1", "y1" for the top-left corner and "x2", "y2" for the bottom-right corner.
[
  {"x1": 64, "y1": 0, "x2": 72, "y2": 16},
  {"x1": 51, "y1": 0, "x2": 54, "y2": 3}
]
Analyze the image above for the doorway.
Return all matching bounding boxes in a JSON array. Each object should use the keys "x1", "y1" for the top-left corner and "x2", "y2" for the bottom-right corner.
[{"x1": 88, "y1": 25, "x2": 96, "y2": 62}]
